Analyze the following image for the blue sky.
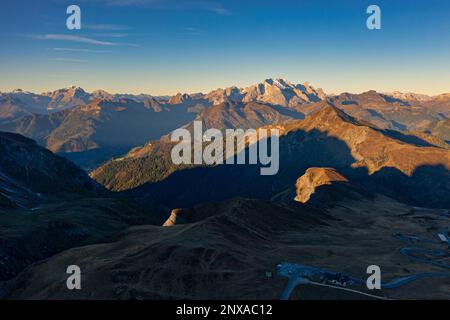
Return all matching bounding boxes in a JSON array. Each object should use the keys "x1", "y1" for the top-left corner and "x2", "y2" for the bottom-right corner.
[{"x1": 0, "y1": 0, "x2": 449, "y2": 95}]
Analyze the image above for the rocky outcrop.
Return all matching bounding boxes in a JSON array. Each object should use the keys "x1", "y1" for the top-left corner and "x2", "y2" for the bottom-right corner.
[
  {"x1": 294, "y1": 168, "x2": 348, "y2": 203},
  {"x1": 163, "y1": 208, "x2": 195, "y2": 226}
]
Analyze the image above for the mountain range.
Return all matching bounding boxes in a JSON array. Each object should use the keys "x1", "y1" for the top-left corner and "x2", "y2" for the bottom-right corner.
[
  {"x1": 97, "y1": 105, "x2": 449, "y2": 209},
  {"x1": 1, "y1": 79, "x2": 448, "y2": 171},
  {"x1": 1, "y1": 78, "x2": 450, "y2": 300}
]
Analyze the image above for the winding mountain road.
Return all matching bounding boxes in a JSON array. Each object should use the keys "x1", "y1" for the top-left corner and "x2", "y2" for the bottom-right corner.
[{"x1": 278, "y1": 214, "x2": 450, "y2": 299}]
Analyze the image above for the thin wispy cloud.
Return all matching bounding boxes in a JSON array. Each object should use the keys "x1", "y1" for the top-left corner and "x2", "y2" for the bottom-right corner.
[
  {"x1": 84, "y1": 24, "x2": 131, "y2": 31},
  {"x1": 33, "y1": 34, "x2": 139, "y2": 47},
  {"x1": 36, "y1": 34, "x2": 116, "y2": 46},
  {"x1": 50, "y1": 48, "x2": 115, "y2": 53},
  {"x1": 48, "y1": 57, "x2": 87, "y2": 63},
  {"x1": 89, "y1": 33, "x2": 129, "y2": 38}
]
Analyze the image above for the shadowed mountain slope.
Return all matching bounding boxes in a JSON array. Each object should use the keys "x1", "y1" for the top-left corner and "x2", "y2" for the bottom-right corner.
[
  {"x1": 123, "y1": 105, "x2": 450, "y2": 209},
  {"x1": 0, "y1": 131, "x2": 98, "y2": 207},
  {"x1": 91, "y1": 100, "x2": 305, "y2": 190},
  {"x1": 4, "y1": 189, "x2": 448, "y2": 299},
  {"x1": 0, "y1": 132, "x2": 157, "y2": 284}
]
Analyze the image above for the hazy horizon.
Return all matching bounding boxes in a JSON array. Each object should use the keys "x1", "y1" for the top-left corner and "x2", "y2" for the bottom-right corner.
[{"x1": 1, "y1": 78, "x2": 449, "y2": 98}]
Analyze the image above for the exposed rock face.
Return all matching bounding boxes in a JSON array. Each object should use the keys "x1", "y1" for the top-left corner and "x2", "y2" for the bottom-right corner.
[
  {"x1": 295, "y1": 168, "x2": 348, "y2": 203},
  {"x1": 43, "y1": 86, "x2": 90, "y2": 111},
  {"x1": 168, "y1": 93, "x2": 191, "y2": 105},
  {"x1": 163, "y1": 208, "x2": 195, "y2": 226}
]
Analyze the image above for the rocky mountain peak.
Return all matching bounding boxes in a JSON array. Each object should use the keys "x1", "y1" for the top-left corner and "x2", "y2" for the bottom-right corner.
[
  {"x1": 263, "y1": 78, "x2": 294, "y2": 89},
  {"x1": 168, "y1": 92, "x2": 192, "y2": 105},
  {"x1": 302, "y1": 103, "x2": 360, "y2": 127},
  {"x1": 91, "y1": 89, "x2": 112, "y2": 99}
]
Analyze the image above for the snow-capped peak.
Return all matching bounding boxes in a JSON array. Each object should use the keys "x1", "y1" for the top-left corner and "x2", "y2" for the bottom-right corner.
[{"x1": 263, "y1": 78, "x2": 294, "y2": 90}]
